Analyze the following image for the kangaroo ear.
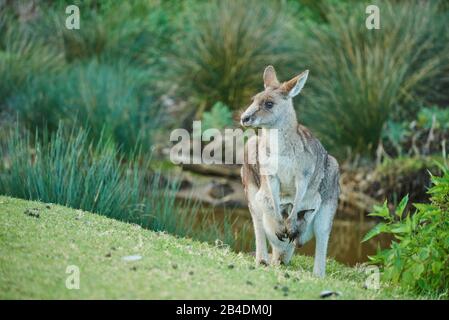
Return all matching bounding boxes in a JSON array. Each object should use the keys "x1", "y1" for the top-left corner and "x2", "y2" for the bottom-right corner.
[
  {"x1": 282, "y1": 70, "x2": 309, "y2": 98},
  {"x1": 263, "y1": 65, "x2": 280, "y2": 89}
]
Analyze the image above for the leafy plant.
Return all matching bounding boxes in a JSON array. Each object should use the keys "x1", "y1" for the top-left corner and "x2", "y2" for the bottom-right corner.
[
  {"x1": 381, "y1": 120, "x2": 410, "y2": 156},
  {"x1": 381, "y1": 106, "x2": 449, "y2": 157},
  {"x1": 201, "y1": 102, "x2": 234, "y2": 131},
  {"x1": 417, "y1": 106, "x2": 449, "y2": 130},
  {"x1": 363, "y1": 163, "x2": 449, "y2": 297}
]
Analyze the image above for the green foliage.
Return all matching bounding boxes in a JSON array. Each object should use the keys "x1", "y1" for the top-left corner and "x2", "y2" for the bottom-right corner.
[
  {"x1": 10, "y1": 61, "x2": 155, "y2": 152},
  {"x1": 33, "y1": 0, "x2": 175, "y2": 68},
  {"x1": 0, "y1": 125, "x2": 155, "y2": 222},
  {"x1": 201, "y1": 102, "x2": 234, "y2": 131},
  {"x1": 382, "y1": 120, "x2": 410, "y2": 156},
  {"x1": 296, "y1": 1, "x2": 449, "y2": 156},
  {"x1": 0, "y1": 125, "x2": 250, "y2": 251},
  {"x1": 417, "y1": 106, "x2": 449, "y2": 130},
  {"x1": 1, "y1": 1, "x2": 176, "y2": 151},
  {"x1": 382, "y1": 106, "x2": 449, "y2": 157},
  {"x1": 168, "y1": 0, "x2": 296, "y2": 109},
  {"x1": 364, "y1": 164, "x2": 449, "y2": 297},
  {"x1": 0, "y1": 12, "x2": 63, "y2": 106}
]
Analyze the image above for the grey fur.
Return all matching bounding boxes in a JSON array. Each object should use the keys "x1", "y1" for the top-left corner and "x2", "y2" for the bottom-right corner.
[{"x1": 240, "y1": 66, "x2": 340, "y2": 277}]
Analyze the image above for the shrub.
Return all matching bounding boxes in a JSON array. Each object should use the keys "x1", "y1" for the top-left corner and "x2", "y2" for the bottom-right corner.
[
  {"x1": 201, "y1": 102, "x2": 234, "y2": 131},
  {"x1": 417, "y1": 106, "x2": 449, "y2": 131},
  {"x1": 33, "y1": 0, "x2": 176, "y2": 68},
  {"x1": 295, "y1": 1, "x2": 449, "y2": 157},
  {"x1": 10, "y1": 60, "x2": 156, "y2": 152},
  {"x1": 167, "y1": 0, "x2": 296, "y2": 111},
  {"x1": 363, "y1": 163, "x2": 449, "y2": 298},
  {"x1": 0, "y1": 11, "x2": 63, "y2": 106},
  {"x1": 382, "y1": 106, "x2": 449, "y2": 157}
]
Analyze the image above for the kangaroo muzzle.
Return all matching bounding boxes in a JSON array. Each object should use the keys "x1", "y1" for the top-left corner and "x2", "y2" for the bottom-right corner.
[{"x1": 241, "y1": 113, "x2": 254, "y2": 126}]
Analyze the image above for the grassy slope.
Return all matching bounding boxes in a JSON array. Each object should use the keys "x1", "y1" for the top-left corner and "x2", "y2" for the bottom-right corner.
[{"x1": 0, "y1": 196, "x2": 412, "y2": 299}]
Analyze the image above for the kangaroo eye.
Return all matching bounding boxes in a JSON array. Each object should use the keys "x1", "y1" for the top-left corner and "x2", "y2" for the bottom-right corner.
[{"x1": 264, "y1": 101, "x2": 274, "y2": 109}]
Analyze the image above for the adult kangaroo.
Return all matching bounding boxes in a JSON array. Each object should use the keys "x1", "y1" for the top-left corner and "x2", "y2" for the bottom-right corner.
[{"x1": 240, "y1": 66, "x2": 339, "y2": 277}]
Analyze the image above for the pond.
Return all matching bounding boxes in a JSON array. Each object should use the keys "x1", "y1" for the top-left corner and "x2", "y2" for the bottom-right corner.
[{"x1": 203, "y1": 207, "x2": 392, "y2": 266}]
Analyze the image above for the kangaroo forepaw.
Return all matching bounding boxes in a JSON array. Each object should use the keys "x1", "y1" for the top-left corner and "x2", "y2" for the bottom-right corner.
[
  {"x1": 285, "y1": 218, "x2": 299, "y2": 243},
  {"x1": 256, "y1": 258, "x2": 269, "y2": 266},
  {"x1": 287, "y1": 229, "x2": 299, "y2": 243},
  {"x1": 275, "y1": 229, "x2": 288, "y2": 242}
]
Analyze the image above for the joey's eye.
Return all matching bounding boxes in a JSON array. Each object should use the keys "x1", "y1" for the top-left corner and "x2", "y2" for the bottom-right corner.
[{"x1": 264, "y1": 101, "x2": 274, "y2": 109}]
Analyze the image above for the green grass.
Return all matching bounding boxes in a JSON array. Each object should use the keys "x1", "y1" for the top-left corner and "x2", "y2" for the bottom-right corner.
[
  {"x1": 0, "y1": 196, "x2": 416, "y2": 299},
  {"x1": 0, "y1": 125, "x2": 252, "y2": 252}
]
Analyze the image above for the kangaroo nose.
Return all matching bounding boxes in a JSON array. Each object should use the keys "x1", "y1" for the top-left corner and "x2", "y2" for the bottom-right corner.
[{"x1": 241, "y1": 115, "x2": 252, "y2": 126}]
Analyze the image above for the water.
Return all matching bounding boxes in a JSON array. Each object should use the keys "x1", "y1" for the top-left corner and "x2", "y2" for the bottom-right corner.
[
  {"x1": 297, "y1": 217, "x2": 391, "y2": 266},
  {"x1": 206, "y1": 207, "x2": 391, "y2": 266}
]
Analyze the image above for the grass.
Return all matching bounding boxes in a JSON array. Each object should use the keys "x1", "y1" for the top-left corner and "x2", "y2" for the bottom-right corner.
[
  {"x1": 29, "y1": 0, "x2": 175, "y2": 67},
  {"x1": 0, "y1": 125, "x2": 154, "y2": 223},
  {"x1": 0, "y1": 125, "x2": 252, "y2": 252},
  {"x1": 296, "y1": 0, "x2": 449, "y2": 157},
  {"x1": 12, "y1": 60, "x2": 155, "y2": 151},
  {"x1": 0, "y1": 196, "x2": 417, "y2": 299},
  {"x1": 2, "y1": 1, "x2": 171, "y2": 152},
  {"x1": 168, "y1": 0, "x2": 297, "y2": 111},
  {"x1": 0, "y1": 11, "x2": 64, "y2": 106}
]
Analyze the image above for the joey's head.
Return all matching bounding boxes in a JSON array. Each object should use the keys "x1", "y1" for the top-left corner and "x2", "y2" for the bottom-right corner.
[{"x1": 240, "y1": 65, "x2": 309, "y2": 129}]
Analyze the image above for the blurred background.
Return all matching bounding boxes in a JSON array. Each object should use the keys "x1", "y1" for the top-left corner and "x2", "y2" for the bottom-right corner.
[{"x1": 1, "y1": 0, "x2": 449, "y2": 266}]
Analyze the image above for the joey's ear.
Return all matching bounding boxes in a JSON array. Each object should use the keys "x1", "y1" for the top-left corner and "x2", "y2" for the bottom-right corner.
[
  {"x1": 282, "y1": 70, "x2": 309, "y2": 98},
  {"x1": 263, "y1": 65, "x2": 280, "y2": 89}
]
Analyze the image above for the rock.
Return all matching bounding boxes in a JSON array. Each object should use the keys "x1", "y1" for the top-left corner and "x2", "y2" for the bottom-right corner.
[
  {"x1": 208, "y1": 181, "x2": 234, "y2": 199},
  {"x1": 319, "y1": 290, "x2": 341, "y2": 298},
  {"x1": 182, "y1": 162, "x2": 241, "y2": 178},
  {"x1": 122, "y1": 255, "x2": 142, "y2": 262},
  {"x1": 179, "y1": 179, "x2": 192, "y2": 190},
  {"x1": 174, "y1": 171, "x2": 247, "y2": 208},
  {"x1": 24, "y1": 208, "x2": 40, "y2": 218}
]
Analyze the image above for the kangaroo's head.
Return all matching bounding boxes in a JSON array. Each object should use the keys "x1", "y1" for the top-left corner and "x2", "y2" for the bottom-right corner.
[{"x1": 240, "y1": 66, "x2": 308, "y2": 128}]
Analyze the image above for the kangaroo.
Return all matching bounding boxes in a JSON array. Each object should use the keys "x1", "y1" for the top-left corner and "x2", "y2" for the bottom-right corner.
[{"x1": 240, "y1": 66, "x2": 339, "y2": 277}]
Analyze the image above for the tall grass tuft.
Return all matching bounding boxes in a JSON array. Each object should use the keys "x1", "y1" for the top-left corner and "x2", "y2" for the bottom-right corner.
[
  {"x1": 168, "y1": 0, "x2": 296, "y2": 111},
  {"x1": 295, "y1": 1, "x2": 449, "y2": 157},
  {"x1": 0, "y1": 11, "x2": 64, "y2": 106},
  {"x1": 10, "y1": 60, "x2": 156, "y2": 152},
  {"x1": 0, "y1": 125, "x2": 151, "y2": 222},
  {"x1": 32, "y1": 0, "x2": 176, "y2": 68}
]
